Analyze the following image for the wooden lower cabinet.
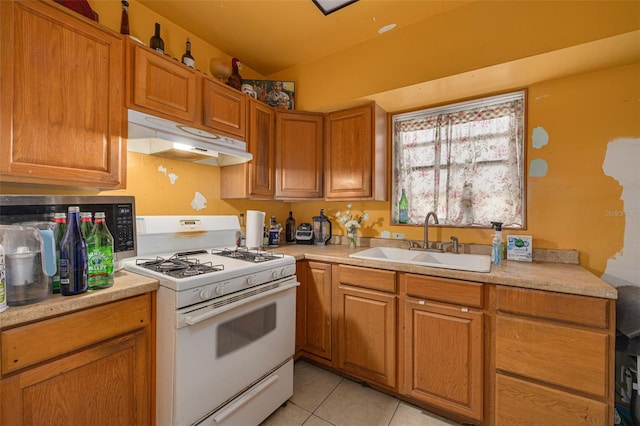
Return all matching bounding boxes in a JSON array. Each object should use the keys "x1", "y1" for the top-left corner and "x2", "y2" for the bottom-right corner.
[
  {"x1": 494, "y1": 286, "x2": 615, "y2": 425},
  {"x1": 400, "y1": 274, "x2": 484, "y2": 422},
  {"x1": 334, "y1": 265, "x2": 397, "y2": 389},
  {"x1": 296, "y1": 260, "x2": 333, "y2": 363},
  {"x1": 0, "y1": 294, "x2": 153, "y2": 425}
]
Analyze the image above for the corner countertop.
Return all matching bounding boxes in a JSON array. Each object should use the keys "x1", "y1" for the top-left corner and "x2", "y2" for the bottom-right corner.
[
  {"x1": 272, "y1": 244, "x2": 617, "y2": 300},
  {"x1": 0, "y1": 271, "x2": 159, "y2": 329}
]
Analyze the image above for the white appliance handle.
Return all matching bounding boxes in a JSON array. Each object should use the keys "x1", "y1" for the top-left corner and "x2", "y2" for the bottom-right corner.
[
  {"x1": 211, "y1": 373, "x2": 279, "y2": 424},
  {"x1": 184, "y1": 280, "x2": 299, "y2": 326}
]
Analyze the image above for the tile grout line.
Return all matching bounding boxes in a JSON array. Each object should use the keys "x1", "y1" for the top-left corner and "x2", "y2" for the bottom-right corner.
[{"x1": 311, "y1": 376, "x2": 344, "y2": 422}]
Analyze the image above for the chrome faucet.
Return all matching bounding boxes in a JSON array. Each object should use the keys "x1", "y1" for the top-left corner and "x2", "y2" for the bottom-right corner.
[{"x1": 423, "y1": 211, "x2": 441, "y2": 251}]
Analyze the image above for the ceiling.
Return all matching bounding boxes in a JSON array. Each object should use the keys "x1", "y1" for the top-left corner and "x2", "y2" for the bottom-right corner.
[{"x1": 137, "y1": 0, "x2": 473, "y2": 76}]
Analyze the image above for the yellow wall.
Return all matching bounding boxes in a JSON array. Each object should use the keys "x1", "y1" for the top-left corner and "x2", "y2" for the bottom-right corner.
[
  {"x1": 91, "y1": 0, "x2": 263, "y2": 80},
  {"x1": 2, "y1": 0, "x2": 638, "y2": 282},
  {"x1": 292, "y1": 64, "x2": 640, "y2": 278}
]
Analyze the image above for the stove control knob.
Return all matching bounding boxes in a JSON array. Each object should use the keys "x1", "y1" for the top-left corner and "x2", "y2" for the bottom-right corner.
[
  {"x1": 199, "y1": 288, "x2": 214, "y2": 300},
  {"x1": 272, "y1": 269, "x2": 281, "y2": 279},
  {"x1": 215, "y1": 285, "x2": 226, "y2": 295},
  {"x1": 247, "y1": 275, "x2": 257, "y2": 286}
]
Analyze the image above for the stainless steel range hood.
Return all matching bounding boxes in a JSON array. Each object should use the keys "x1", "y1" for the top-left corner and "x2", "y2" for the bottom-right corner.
[{"x1": 127, "y1": 109, "x2": 252, "y2": 166}]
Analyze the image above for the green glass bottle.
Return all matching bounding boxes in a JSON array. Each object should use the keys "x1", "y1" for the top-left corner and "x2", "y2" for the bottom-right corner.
[
  {"x1": 87, "y1": 212, "x2": 114, "y2": 290},
  {"x1": 398, "y1": 189, "x2": 409, "y2": 223},
  {"x1": 80, "y1": 212, "x2": 93, "y2": 239}
]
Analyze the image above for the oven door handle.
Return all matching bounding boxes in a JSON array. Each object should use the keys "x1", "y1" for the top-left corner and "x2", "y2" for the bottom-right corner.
[
  {"x1": 211, "y1": 372, "x2": 280, "y2": 423},
  {"x1": 183, "y1": 280, "x2": 299, "y2": 326}
]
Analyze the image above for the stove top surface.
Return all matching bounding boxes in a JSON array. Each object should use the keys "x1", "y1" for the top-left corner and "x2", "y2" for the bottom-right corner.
[
  {"x1": 135, "y1": 250, "x2": 226, "y2": 279},
  {"x1": 124, "y1": 246, "x2": 296, "y2": 294},
  {"x1": 211, "y1": 247, "x2": 285, "y2": 263}
]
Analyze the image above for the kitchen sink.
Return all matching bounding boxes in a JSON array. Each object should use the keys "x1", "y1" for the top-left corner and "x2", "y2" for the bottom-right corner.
[{"x1": 349, "y1": 246, "x2": 491, "y2": 273}]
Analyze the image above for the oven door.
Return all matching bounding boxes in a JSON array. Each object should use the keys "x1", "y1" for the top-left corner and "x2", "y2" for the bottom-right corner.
[{"x1": 171, "y1": 276, "x2": 298, "y2": 426}]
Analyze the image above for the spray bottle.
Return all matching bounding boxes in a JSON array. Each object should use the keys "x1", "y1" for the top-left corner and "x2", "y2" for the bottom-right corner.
[{"x1": 490, "y1": 221, "x2": 504, "y2": 265}]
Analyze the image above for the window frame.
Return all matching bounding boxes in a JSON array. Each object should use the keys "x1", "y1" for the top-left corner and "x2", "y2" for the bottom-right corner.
[{"x1": 391, "y1": 90, "x2": 527, "y2": 229}]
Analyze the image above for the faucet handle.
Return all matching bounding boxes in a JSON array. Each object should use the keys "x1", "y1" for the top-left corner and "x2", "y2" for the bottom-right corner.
[{"x1": 450, "y1": 236, "x2": 459, "y2": 254}]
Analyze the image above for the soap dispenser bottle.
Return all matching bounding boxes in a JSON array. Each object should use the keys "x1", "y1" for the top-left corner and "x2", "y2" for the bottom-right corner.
[{"x1": 490, "y1": 221, "x2": 504, "y2": 265}]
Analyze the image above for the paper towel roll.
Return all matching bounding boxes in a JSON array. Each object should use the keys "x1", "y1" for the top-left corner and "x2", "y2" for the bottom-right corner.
[{"x1": 246, "y1": 210, "x2": 266, "y2": 249}]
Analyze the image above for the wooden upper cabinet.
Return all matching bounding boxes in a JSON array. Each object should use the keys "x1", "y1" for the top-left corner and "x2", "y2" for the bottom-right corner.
[
  {"x1": 325, "y1": 102, "x2": 388, "y2": 200},
  {"x1": 275, "y1": 111, "x2": 324, "y2": 199},
  {"x1": 126, "y1": 40, "x2": 198, "y2": 123},
  {"x1": 221, "y1": 98, "x2": 274, "y2": 199},
  {"x1": 203, "y1": 78, "x2": 247, "y2": 140},
  {"x1": 0, "y1": 0, "x2": 125, "y2": 188}
]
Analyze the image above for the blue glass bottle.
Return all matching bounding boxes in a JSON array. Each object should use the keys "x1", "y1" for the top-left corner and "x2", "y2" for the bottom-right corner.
[{"x1": 59, "y1": 206, "x2": 88, "y2": 295}]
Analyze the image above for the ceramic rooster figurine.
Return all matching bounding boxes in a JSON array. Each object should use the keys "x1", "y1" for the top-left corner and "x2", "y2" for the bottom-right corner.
[{"x1": 226, "y1": 58, "x2": 243, "y2": 90}]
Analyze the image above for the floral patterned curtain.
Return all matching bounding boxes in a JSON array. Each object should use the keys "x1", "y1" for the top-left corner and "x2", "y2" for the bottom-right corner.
[{"x1": 393, "y1": 94, "x2": 525, "y2": 228}]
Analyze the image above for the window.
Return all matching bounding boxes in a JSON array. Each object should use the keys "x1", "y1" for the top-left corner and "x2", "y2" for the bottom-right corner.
[{"x1": 392, "y1": 90, "x2": 526, "y2": 228}]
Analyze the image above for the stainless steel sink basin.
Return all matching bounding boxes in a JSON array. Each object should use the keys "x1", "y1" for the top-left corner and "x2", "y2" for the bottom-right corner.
[{"x1": 349, "y1": 246, "x2": 491, "y2": 273}]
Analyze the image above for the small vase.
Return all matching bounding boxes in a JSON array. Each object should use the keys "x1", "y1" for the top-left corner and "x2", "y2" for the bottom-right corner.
[{"x1": 347, "y1": 230, "x2": 357, "y2": 249}]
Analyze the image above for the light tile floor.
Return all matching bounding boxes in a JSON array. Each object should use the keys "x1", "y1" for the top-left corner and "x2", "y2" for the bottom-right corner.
[{"x1": 261, "y1": 360, "x2": 462, "y2": 426}]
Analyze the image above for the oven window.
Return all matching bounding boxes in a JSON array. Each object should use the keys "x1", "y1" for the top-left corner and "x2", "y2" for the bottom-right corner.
[{"x1": 217, "y1": 303, "x2": 276, "y2": 357}]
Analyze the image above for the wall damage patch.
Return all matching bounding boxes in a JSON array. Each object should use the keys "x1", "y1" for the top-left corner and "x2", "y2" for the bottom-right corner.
[
  {"x1": 158, "y1": 165, "x2": 179, "y2": 184},
  {"x1": 191, "y1": 192, "x2": 207, "y2": 211},
  {"x1": 602, "y1": 137, "x2": 640, "y2": 288},
  {"x1": 532, "y1": 127, "x2": 549, "y2": 149},
  {"x1": 529, "y1": 159, "x2": 548, "y2": 177}
]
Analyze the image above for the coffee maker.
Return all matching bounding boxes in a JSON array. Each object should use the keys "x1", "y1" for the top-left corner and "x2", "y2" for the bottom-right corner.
[{"x1": 312, "y1": 209, "x2": 332, "y2": 246}]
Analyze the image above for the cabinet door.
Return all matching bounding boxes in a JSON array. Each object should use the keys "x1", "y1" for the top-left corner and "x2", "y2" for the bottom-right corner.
[
  {"x1": 128, "y1": 41, "x2": 197, "y2": 123},
  {"x1": 203, "y1": 78, "x2": 247, "y2": 140},
  {"x1": 221, "y1": 99, "x2": 274, "y2": 199},
  {"x1": 275, "y1": 111, "x2": 323, "y2": 199},
  {"x1": 0, "y1": 0, "x2": 125, "y2": 188},
  {"x1": 335, "y1": 284, "x2": 397, "y2": 388},
  {"x1": 402, "y1": 298, "x2": 483, "y2": 422},
  {"x1": 325, "y1": 103, "x2": 387, "y2": 200},
  {"x1": 297, "y1": 261, "x2": 333, "y2": 362},
  {"x1": 0, "y1": 330, "x2": 150, "y2": 426}
]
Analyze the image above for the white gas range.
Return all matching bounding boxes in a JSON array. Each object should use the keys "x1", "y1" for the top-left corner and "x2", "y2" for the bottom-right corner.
[{"x1": 124, "y1": 216, "x2": 298, "y2": 426}]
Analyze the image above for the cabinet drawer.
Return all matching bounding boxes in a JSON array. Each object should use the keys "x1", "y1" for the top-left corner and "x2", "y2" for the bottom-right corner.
[
  {"x1": 404, "y1": 274, "x2": 483, "y2": 308},
  {"x1": 1, "y1": 294, "x2": 151, "y2": 375},
  {"x1": 337, "y1": 264, "x2": 395, "y2": 293},
  {"x1": 496, "y1": 286, "x2": 609, "y2": 328},
  {"x1": 496, "y1": 315, "x2": 608, "y2": 397},
  {"x1": 496, "y1": 374, "x2": 608, "y2": 426}
]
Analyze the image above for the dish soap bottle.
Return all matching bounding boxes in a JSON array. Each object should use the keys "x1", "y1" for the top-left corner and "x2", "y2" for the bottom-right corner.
[{"x1": 490, "y1": 221, "x2": 504, "y2": 265}]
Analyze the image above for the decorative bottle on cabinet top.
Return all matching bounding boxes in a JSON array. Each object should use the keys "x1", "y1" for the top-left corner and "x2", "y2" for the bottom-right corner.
[
  {"x1": 120, "y1": 1, "x2": 130, "y2": 35},
  {"x1": 182, "y1": 38, "x2": 195, "y2": 68},
  {"x1": 59, "y1": 206, "x2": 88, "y2": 296},
  {"x1": 150, "y1": 23, "x2": 164, "y2": 53}
]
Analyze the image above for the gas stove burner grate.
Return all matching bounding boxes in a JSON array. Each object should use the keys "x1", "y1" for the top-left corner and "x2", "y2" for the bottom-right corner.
[
  {"x1": 136, "y1": 253, "x2": 225, "y2": 279},
  {"x1": 212, "y1": 247, "x2": 284, "y2": 263}
]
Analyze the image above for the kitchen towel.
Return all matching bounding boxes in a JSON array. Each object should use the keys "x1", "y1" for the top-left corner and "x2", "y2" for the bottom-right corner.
[{"x1": 246, "y1": 210, "x2": 265, "y2": 249}]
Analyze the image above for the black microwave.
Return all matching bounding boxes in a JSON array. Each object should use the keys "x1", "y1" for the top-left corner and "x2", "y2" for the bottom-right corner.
[{"x1": 0, "y1": 195, "x2": 136, "y2": 262}]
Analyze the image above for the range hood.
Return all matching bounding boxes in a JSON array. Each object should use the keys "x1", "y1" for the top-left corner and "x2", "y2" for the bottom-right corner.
[{"x1": 127, "y1": 109, "x2": 252, "y2": 166}]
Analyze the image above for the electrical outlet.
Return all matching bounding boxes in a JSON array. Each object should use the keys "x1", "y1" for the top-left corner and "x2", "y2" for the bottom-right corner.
[{"x1": 392, "y1": 232, "x2": 405, "y2": 239}]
